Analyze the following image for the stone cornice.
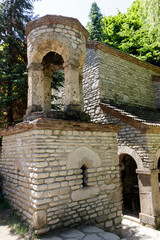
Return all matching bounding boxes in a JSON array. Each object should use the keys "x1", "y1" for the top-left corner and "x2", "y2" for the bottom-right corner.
[
  {"x1": 87, "y1": 41, "x2": 160, "y2": 74},
  {"x1": 0, "y1": 118, "x2": 120, "y2": 136},
  {"x1": 26, "y1": 15, "x2": 89, "y2": 40}
]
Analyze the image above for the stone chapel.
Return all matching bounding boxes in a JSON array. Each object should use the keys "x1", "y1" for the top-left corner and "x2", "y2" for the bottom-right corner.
[{"x1": 0, "y1": 15, "x2": 160, "y2": 235}]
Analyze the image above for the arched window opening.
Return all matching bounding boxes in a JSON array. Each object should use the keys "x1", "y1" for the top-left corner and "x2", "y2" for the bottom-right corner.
[
  {"x1": 51, "y1": 70, "x2": 65, "y2": 110},
  {"x1": 81, "y1": 165, "x2": 88, "y2": 188},
  {"x1": 41, "y1": 51, "x2": 65, "y2": 111},
  {"x1": 42, "y1": 51, "x2": 64, "y2": 68},
  {"x1": 157, "y1": 158, "x2": 160, "y2": 187}
]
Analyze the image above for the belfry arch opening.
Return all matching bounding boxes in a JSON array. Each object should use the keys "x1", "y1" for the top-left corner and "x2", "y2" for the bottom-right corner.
[
  {"x1": 120, "y1": 154, "x2": 140, "y2": 215},
  {"x1": 41, "y1": 51, "x2": 65, "y2": 111}
]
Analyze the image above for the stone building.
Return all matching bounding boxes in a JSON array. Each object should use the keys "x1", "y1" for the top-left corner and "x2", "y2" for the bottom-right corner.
[
  {"x1": 83, "y1": 41, "x2": 160, "y2": 228},
  {"x1": 0, "y1": 15, "x2": 122, "y2": 235},
  {"x1": 0, "y1": 14, "x2": 160, "y2": 235}
]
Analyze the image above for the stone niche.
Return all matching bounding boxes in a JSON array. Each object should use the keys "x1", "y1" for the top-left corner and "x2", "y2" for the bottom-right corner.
[{"x1": 24, "y1": 15, "x2": 90, "y2": 121}]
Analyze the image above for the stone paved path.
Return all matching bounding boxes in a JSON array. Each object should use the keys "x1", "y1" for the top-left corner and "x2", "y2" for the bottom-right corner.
[
  {"x1": 1, "y1": 215, "x2": 160, "y2": 239},
  {"x1": 38, "y1": 226, "x2": 120, "y2": 240},
  {"x1": 121, "y1": 215, "x2": 160, "y2": 240}
]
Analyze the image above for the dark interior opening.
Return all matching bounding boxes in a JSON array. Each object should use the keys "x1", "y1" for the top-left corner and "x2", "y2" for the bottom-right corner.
[
  {"x1": 42, "y1": 51, "x2": 64, "y2": 69},
  {"x1": 41, "y1": 51, "x2": 65, "y2": 111},
  {"x1": 81, "y1": 165, "x2": 88, "y2": 188},
  {"x1": 120, "y1": 154, "x2": 140, "y2": 216}
]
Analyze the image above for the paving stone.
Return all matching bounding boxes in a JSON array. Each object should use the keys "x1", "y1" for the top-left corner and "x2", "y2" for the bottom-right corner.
[
  {"x1": 83, "y1": 233, "x2": 102, "y2": 240},
  {"x1": 98, "y1": 231, "x2": 120, "y2": 240},
  {"x1": 59, "y1": 229, "x2": 85, "y2": 239},
  {"x1": 80, "y1": 225, "x2": 104, "y2": 234},
  {"x1": 41, "y1": 237, "x2": 62, "y2": 240}
]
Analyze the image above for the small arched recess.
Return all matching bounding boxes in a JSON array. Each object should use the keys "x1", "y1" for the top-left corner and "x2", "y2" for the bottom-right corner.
[
  {"x1": 67, "y1": 146, "x2": 101, "y2": 201},
  {"x1": 67, "y1": 146, "x2": 101, "y2": 170}
]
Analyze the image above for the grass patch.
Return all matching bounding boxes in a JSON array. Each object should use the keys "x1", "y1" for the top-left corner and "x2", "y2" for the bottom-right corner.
[{"x1": 0, "y1": 192, "x2": 37, "y2": 240}]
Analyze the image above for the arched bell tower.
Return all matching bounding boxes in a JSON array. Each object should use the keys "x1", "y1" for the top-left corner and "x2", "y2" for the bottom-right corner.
[{"x1": 24, "y1": 15, "x2": 89, "y2": 121}]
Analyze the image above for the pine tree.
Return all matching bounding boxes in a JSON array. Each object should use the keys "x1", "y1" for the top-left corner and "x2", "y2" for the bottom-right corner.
[
  {"x1": 87, "y1": 2, "x2": 104, "y2": 41},
  {"x1": 0, "y1": 0, "x2": 36, "y2": 127}
]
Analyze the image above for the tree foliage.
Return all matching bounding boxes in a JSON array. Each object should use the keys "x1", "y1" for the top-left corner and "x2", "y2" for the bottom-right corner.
[
  {"x1": 88, "y1": 0, "x2": 160, "y2": 66},
  {"x1": 87, "y1": 1, "x2": 104, "y2": 41},
  {"x1": 51, "y1": 70, "x2": 65, "y2": 110},
  {"x1": 0, "y1": 0, "x2": 36, "y2": 127}
]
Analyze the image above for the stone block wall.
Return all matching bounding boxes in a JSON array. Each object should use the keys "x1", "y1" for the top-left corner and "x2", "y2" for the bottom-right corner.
[
  {"x1": 83, "y1": 42, "x2": 160, "y2": 112},
  {"x1": 83, "y1": 48, "x2": 101, "y2": 122},
  {"x1": 25, "y1": 15, "x2": 89, "y2": 116},
  {"x1": 0, "y1": 119, "x2": 122, "y2": 234},
  {"x1": 153, "y1": 80, "x2": 160, "y2": 109},
  {"x1": 98, "y1": 49, "x2": 156, "y2": 109}
]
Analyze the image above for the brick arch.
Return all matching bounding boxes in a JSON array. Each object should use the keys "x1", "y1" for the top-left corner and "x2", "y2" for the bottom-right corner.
[
  {"x1": 29, "y1": 34, "x2": 70, "y2": 64},
  {"x1": 118, "y1": 146, "x2": 144, "y2": 169},
  {"x1": 67, "y1": 146, "x2": 101, "y2": 170}
]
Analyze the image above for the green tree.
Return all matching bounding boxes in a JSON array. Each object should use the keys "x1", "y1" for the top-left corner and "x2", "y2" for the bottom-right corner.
[
  {"x1": 101, "y1": 0, "x2": 160, "y2": 66},
  {"x1": 0, "y1": 0, "x2": 37, "y2": 127},
  {"x1": 87, "y1": 2, "x2": 104, "y2": 41},
  {"x1": 51, "y1": 70, "x2": 65, "y2": 110}
]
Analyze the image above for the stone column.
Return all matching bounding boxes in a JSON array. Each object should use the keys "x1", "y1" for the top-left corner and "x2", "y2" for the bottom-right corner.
[
  {"x1": 79, "y1": 75, "x2": 84, "y2": 112},
  {"x1": 27, "y1": 63, "x2": 43, "y2": 114},
  {"x1": 63, "y1": 59, "x2": 82, "y2": 112},
  {"x1": 150, "y1": 169, "x2": 160, "y2": 226},
  {"x1": 41, "y1": 71, "x2": 52, "y2": 112},
  {"x1": 136, "y1": 169, "x2": 160, "y2": 227}
]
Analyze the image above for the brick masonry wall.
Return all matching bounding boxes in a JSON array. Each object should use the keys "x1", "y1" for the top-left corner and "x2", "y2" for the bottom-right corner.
[
  {"x1": 146, "y1": 132, "x2": 160, "y2": 169},
  {"x1": 82, "y1": 45, "x2": 160, "y2": 171},
  {"x1": 83, "y1": 48, "x2": 101, "y2": 121},
  {"x1": 118, "y1": 123, "x2": 150, "y2": 168},
  {"x1": 0, "y1": 119, "x2": 122, "y2": 234},
  {"x1": 98, "y1": 49, "x2": 156, "y2": 109},
  {"x1": 153, "y1": 81, "x2": 160, "y2": 109}
]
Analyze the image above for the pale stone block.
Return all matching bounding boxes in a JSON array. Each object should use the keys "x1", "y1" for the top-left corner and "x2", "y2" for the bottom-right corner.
[
  {"x1": 55, "y1": 28, "x2": 62, "y2": 32},
  {"x1": 32, "y1": 210, "x2": 46, "y2": 229},
  {"x1": 32, "y1": 198, "x2": 51, "y2": 205},
  {"x1": 32, "y1": 184, "x2": 47, "y2": 191},
  {"x1": 57, "y1": 24, "x2": 64, "y2": 28},
  {"x1": 44, "y1": 189, "x2": 59, "y2": 198},
  {"x1": 44, "y1": 130, "x2": 52, "y2": 135},
  {"x1": 48, "y1": 182, "x2": 60, "y2": 189},
  {"x1": 45, "y1": 178, "x2": 54, "y2": 184},
  {"x1": 46, "y1": 28, "x2": 53, "y2": 32},
  {"x1": 59, "y1": 194, "x2": 70, "y2": 200},
  {"x1": 34, "y1": 173, "x2": 49, "y2": 179},
  {"x1": 108, "y1": 212, "x2": 116, "y2": 219},
  {"x1": 106, "y1": 183, "x2": 116, "y2": 190},
  {"x1": 50, "y1": 172, "x2": 59, "y2": 177},
  {"x1": 34, "y1": 162, "x2": 48, "y2": 168},
  {"x1": 60, "y1": 187, "x2": 70, "y2": 194},
  {"x1": 71, "y1": 186, "x2": 100, "y2": 201}
]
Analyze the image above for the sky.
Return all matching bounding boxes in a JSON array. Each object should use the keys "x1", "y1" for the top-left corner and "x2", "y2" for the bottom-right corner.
[{"x1": 33, "y1": 0, "x2": 135, "y2": 27}]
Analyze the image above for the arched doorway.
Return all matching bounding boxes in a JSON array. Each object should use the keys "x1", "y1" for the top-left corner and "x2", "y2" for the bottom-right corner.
[{"x1": 120, "y1": 154, "x2": 140, "y2": 215}]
